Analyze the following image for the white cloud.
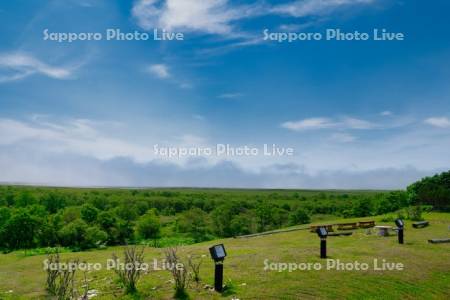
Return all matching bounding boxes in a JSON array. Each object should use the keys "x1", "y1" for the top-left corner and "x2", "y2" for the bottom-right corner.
[
  {"x1": 0, "y1": 117, "x2": 219, "y2": 167},
  {"x1": 342, "y1": 117, "x2": 375, "y2": 129},
  {"x1": 380, "y1": 110, "x2": 392, "y2": 116},
  {"x1": 0, "y1": 147, "x2": 440, "y2": 189},
  {"x1": 145, "y1": 64, "x2": 192, "y2": 88},
  {"x1": 0, "y1": 52, "x2": 73, "y2": 82},
  {"x1": 132, "y1": 0, "x2": 162, "y2": 31},
  {"x1": 132, "y1": 0, "x2": 259, "y2": 35},
  {"x1": 271, "y1": 0, "x2": 374, "y2": 17},
  {"x1": 132, "y1": 0, "x2": 375, "y2": 36},
  {"x1": 1, "y1": 116, "x2": 450, "y2": 188},
  {"x1": 147, "y1": 63, "x2": 170, "y2": 79},
  {"x1": 281, "y1": 116, "x2": 375, "y2": 131},
  {"x1": 281, "y1": 117, "x2": 335, "y2": 131},
  {"x1": 424, "y1": 117, "x2": 450, "y2": 128},
  {"x1": 0, "y1": 119, "x2": 59, "y2": 144},
  {"x1": 0, "y1": 118, "x2": 152, "y2": 163},
  {"x1": 159, "y1": 0, "x2": 250, "y2": 35},
  {"x1": 279, "y1": 24, "x2": 303, "y2": 32}
]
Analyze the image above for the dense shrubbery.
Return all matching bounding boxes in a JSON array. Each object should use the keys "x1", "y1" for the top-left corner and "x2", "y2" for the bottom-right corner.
[
  {"x1": 1, "y1": 179, "x2": 440, "y2": 252},
  {"x1": 407, "y1": 170, "x2": 450, "y2": 211},
  {"x1": 137, "y1": 210, "x2": 161, "y2": 239}
]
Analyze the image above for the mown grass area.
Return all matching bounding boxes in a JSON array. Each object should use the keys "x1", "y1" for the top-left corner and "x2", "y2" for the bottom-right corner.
[{"x1": 0, "y1": 213, "x2": 449, "y2": 299}]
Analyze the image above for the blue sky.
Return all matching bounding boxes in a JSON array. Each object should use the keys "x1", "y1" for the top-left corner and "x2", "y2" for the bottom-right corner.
[{"x1": 0, "y1": 0, "x2": 450, "y2": 188}]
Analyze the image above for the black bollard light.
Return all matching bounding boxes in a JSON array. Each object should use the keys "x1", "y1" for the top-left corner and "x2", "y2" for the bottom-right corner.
[
  {"x1": 209, "y1": 244, "x2": 227, "y2": 292},
  {"x1": 316, "y1": 227, "x2": 328, "y2": 258},
  {"x1": 395, "y1": 219, "x2": 404, "y2": 244}
]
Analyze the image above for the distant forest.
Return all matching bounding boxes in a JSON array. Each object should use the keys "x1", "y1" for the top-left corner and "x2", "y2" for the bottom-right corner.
[{"x1": 0, "y1": 171, "x2": 448, "y2": 252}]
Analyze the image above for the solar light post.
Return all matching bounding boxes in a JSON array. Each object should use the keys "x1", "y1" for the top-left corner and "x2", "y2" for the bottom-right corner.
[
  {"x1": 209, "y1": 244, "x2": 227, "y2": 292},
  {"x1": 316, "y1": 227, "x2": 328, "y2": 258},
  {"x1": 395, "y1": 219, "x2": 404, "y2": 244}
]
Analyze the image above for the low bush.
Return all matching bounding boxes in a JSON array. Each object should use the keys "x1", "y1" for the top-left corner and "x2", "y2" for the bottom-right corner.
[{"x1": 111, "y1": 246, "x2": 146, "y2": 294}]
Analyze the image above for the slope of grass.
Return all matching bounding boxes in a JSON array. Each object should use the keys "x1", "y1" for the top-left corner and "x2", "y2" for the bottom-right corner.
[{"x1": 1, "y1": 213, "x2": 449, "y2": 299}]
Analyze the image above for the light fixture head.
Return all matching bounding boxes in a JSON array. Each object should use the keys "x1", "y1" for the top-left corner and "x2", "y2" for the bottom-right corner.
[
  {"x1": 209, "y1": 244, "x2": 227, "y2": 261},
  {"x1": 316, "y1": 227, "x2": 328, "y2": 238},
  {"x1": 395, "y1": 219, "x2": 404, "y2": 228}
]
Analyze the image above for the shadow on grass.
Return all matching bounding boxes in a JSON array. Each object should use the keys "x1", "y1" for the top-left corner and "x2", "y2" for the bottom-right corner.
[
  {"x1": 220, "y1": 279, "x2": 237, "y2": 297},
  {"x1": 120, "y1": 291, "x2": 143, "y2": 300},
  {"x1": 174, "y1": 289, "x2": 190, "y2": 300}
]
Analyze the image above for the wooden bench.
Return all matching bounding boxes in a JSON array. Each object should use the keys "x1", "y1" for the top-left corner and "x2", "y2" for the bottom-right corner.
[
  {"x1": 310, "y1": 224, "x2": 334, "y2": 233},
  {"x1": 428, "y1": 238, "x2": 450, "y2": 244},
  {"x1": 336, "y1": 222, "x2": 358, "y2": 230},
  {"x1": 358, "y1": 221, "x2": 375, "y2": 228},
  {"x1": 328, "y1": 231, "x2": 353, "y2": 237},
  {"x1": 412, "y1": 221, "x2": 429, "y2": 228}
]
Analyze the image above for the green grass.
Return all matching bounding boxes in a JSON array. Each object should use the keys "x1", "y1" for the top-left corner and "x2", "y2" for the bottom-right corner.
[
  {"x1": 1, "y1": 213, "x2": 449, "y2": 299},
  {"x1": 11, "y1": 246, "x2": 72, "y2": 257},
  {"x1": 139, "y1": 236, "x2": 196, "y2": 248}
]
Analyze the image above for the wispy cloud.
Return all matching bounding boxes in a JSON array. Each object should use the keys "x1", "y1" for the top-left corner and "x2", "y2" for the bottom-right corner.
[
  {"x1": 132, "y1": 0, "x2": 163, "y2": 31},
  {"x1": 145, "y1": 64, "x2": 194, "y2": 89},
  {"x1": 146, "y1": 63, "x2": 170, "y2": 79},
  {"x1": 0, "y1": 52, "x2": 74, "y2": 82},
  {"x1": 343, "y1": 117, "x2": 375, "y2": 129},
  {"x1": 218, "y1": 92, "x2": 243, "y2": 99},
  {"x1": 281, "y1": 116, "x2": 376, "y2": 131},
  {"x1": 0, "y1": 118, "x2": 152, "y2": 163},
  {"x1": 278, "y1": 22, "x2": 319, "y2": 32},
  {"x1": 132, "y1": 0, "x2": 262, "y2": 35},
  {"x1": 380, "y1": 110, "x2": 392, "y2": 116},
  {"x1": 0, "y1": 150, "x2": 437, "y2": 189},
  {"x1": 132, "y1": 0, "x2": 376, "y2": 37},
  {"x1": 1, "y1": 116, "x2": 449, "y2": 188},
  {"x1": 271, "y1": 0, "x2": 375, "y2": 17},
  {"x1": 424, "y1": 117, "x2": 450, "y2": 128},
  {"x1": 281, "y1": 117, "x2": 335, "y2": 131}
]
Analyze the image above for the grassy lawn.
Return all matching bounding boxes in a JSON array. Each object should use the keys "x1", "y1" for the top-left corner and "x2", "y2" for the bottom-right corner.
[{"x1": 0, "y1": 213, "x2": 449, "y2": 299}]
